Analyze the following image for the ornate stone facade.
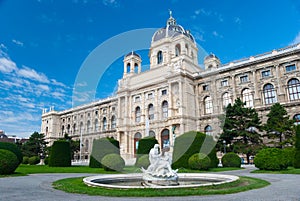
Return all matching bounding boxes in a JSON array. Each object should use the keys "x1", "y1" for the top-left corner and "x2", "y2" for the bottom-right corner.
[{"x1": 41, "y1": 14, "x2": 300, "y2": 161}]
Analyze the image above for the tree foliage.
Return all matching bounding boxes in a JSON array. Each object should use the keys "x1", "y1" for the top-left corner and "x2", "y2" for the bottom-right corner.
[
  {"x1": 294, "y1": 125, "x2": 300, "y2": 168},
  {"x1": 263, "y1": 103, "x2": 294, "y2": 148},
  {"x1": 219, "y1": 98, "x2": 262, "y2": 164},
  {"x1": 21, "y1": 132, "x2": 48, "y2": 157}
]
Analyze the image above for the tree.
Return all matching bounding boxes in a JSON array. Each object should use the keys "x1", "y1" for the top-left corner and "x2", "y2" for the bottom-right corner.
[
  {"x1": 263, "y1": 103, "x2": 294, "y2": 148},
  {"x1": 21, "y1": 132, "x2": 48, "y2": 157},
  {"x1": 219, "y1": 98, "x2": 262, "y2": 164}
]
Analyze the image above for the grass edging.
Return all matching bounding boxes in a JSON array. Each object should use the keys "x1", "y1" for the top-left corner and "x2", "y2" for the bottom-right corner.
[
  {"x1": 251, "y1": 167, "x2": 300, "y2": 174},
  {"x1": 53, "y1": 176, "x2": 270, "y2": 197}
]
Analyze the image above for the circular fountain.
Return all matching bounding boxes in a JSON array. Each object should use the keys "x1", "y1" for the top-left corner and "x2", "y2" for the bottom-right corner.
[{"x1": 83, "y1": 144, "x2": 239, "y2": 189}]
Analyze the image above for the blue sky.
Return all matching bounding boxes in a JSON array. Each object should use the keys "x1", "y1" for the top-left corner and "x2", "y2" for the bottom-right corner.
[{"x1": 0, "y1": 0, "x2": 300, "y2": 138}]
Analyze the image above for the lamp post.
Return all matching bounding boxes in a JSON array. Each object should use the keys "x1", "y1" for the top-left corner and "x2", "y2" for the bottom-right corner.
[{"x1": 223, "y1": 140, "x2": 226, "y2": 154}]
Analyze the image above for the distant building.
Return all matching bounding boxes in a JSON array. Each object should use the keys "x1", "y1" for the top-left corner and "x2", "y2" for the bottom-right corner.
[
  {"x1": 0, "y1": 130, "x2": 28, "y2": 144},
  {"x1": 41, "y1": 13, "x2": 300, "y2": 162}
]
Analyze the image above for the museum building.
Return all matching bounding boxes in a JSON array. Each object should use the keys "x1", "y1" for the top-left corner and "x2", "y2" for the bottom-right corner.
[{"x1": 41, "y1": 14, "x2": 300, "y2": 161}]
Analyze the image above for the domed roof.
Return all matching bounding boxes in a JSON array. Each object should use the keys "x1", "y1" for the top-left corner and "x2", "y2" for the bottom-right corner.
[
  {"x1": 204, "y1": 53, "x2": 219, "y2": 61},
  {"x1": 152, "y1": 12, "x2": 195, "y2": 43},
  {"x1": 125, "y1": 51, "x2": 141, "y2": 58}
]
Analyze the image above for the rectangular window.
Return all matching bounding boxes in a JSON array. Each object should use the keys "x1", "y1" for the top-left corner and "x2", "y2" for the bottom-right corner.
[
  {"x1": 261, "y1": 70, "x2": 271, "y2": 78},
  {"x1": 286, "y1": 64, "x2": 296, "y2": 72},
  {"x1": 220, "y1": 80, "x2": 228, "y2": 87},
  {"x1": 135, "y1": 96, "x2": 141, "y2": 102},
  {"x1": 147, "y1": 93, "x2": 153, "y2": 99},
  {"x1": 240, "y1": 75, "x2": 249, "y2": 83},
  {"x1": 161, "y1": 89, "x2": 167, "y2": 95},
  {"x1": 203, "y1": 85, "x2": 209, "y2": 91}
]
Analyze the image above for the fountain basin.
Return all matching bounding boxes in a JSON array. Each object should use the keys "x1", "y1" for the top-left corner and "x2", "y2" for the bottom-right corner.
[{"x1": 83, "y1": 173, "x2": 239, "y2": 189}]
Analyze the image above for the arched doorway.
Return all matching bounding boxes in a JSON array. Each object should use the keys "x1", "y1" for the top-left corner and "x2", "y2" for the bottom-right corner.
[
  {"x1": 134, "y1": 132, "x2": 142, "y2": 157},
  {"x1": 161, "y1": 129, "x2": 170, "y2": 151}
]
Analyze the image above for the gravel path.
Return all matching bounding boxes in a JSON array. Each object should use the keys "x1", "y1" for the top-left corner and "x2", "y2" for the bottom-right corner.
[{"x1": 0, "y1": 166, "x2": 299, "y2": 201}]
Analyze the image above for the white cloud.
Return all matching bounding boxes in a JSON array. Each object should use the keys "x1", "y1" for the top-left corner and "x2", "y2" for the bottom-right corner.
[
  {"x1": 17, "y1": 66, "x2": 50, "y2": 83},
  {"x1": 291, "y1": 32, "x2": 300, "y2": 45},
  {"x1": 212, "y1": 31, "x2": 223, "y2": 38},
  {"x1": 102, "y1": 0, "x2": 120, "y2": 7},
  {"x1": 234, "y1": 17, "x2": 242, "y2": 24},
  {"x1": 12, "y1": 39, "x2": 24, "y2": 47},
  {"x1": 0, "y1": 57, "x2": 18, "y2": 73},
  {"x1": 0, "y1": 46, "x2": 71, "y2": 137}
]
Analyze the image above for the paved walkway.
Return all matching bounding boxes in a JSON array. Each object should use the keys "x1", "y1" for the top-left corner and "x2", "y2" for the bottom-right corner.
[{"x1": 0, "y1": 166, "x2": 300, "y2": 201}]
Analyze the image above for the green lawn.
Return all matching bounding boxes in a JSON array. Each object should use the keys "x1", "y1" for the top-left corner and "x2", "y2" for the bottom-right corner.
[
  {"x1": 53, "y1": 176, "x2": 269, "y2": 197},
  {"x1": 9, "y1": 165, "x2": 242, "y2": 176},
  {"x1": 251, "y1": 167, "x2": 300, "y2": 174}
]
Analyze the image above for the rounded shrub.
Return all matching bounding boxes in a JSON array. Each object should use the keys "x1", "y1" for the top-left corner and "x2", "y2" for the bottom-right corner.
[
  {"x1": 0, "y1": 142, "x2": 23, "y2": 164},
  {"x1": 188, "y1": 153, "x2": 211, "y2": 170},
  {"x1": 89, "y1": 137, "x2": 120, "y2": 168},
  {"x1": 49, "y1": 141, "x2": 71, "y2": 167},
  {"x1": 135, "y1": 154, "x2": 150, "y2": 169},
  {"x1": 28, "y1": 156, "x2": 40, "y2": 165},
  {"x1": 254, "y1": 148, "x2": 288, "y2": 170},
  {"x1": 101, "y1": 153, "x2": 125, "y2": 172},
  {"x1": 0, "y1": 149, "x2": 19, "y2": 175},
  {"x1": 222, "y1": 152, "x2": 241, "y2": 168},
  {"x1": 22, "y1": 156, "x2": 29, "y2": 164}
]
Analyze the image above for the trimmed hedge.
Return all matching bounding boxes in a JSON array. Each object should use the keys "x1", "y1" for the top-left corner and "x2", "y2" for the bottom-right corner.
[
  {"x1": 0, "y1": 149, "x2": 19, "y2": 175},
  {"x1": 172, "y1": 131, "x2": 218, "y2": 169},
  {"x1": 49, "y1": 141, "x2": 71, "y2": 167},
  {"x1": 294, "y1": 125, "x2": 300, "y2": 168},
  {"x1": 254, "y1": 148, "x2": 288, "y2": 170},
  {"x1": 22, "y1": 156, "x2": 29, "y2": 164},
  {"x1": 89, "y1": 137, "x2": 120, "y2": 168},
  {"x1": 221, "y1": 152, "x2": 241, "y2": 168},
  {"x1": 135, "y1": 136, "x2": 158, "y2": 166},
  {"x1": 28, "y1": 156, "x2": 40, "y2": 165},
  {"x1": 0, "y1": 142, "x2": 23, "y2": 164},
  {"x1": 135, "y1": 154, "x2": 150, "y2": 169},
  {"x1": 101, "y1": 153, "x2": 125, "y2": 172},
  {"x1": 188, "y1": 153, "x2": 211, "y2": 170},
  {"x1": 282, "y1": 147, "x2": 295, "y2": 167}
]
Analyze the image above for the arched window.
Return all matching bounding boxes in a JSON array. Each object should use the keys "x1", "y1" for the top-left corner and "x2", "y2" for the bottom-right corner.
[
  {"x1": 45, "y1": 127, "x2": 48, "y2": 135},
  {"x1": 126, "y1": 63, "x2": 130, "y2": 73},
  {"x1": 73, "y1": 123, "x2": 76, "y2": 134},
  {"x1": 149, "y1": 130, "x2": 155, "y2": 137},
  {"x1": 157, "y1": 51, "x2": 163, "y2": 64},
  {"x1": 148, "y1": 104, "x2": 154, "y2": 120},
  {"x1": 67, "y1": 124, "x2": 70, "y2": 134},
  {"x1": 103, "y1": 117, "x2": 107, "y2": 131},
  {"x1": 222, "y1": 92, "x2": 231, "y2": 107},
  {"x1": 61, "y1": 125, "x2": 65, "y2": 135},
  {"x1": 204, "y1": 125, "x2": 212, "y2": 135},
  {"x1": 175, "y1": 44, "x2": 181, "y2": 57},
  {"x1": 242, "y1": 88, "x2": 253, "y2": 107},
  {"x1": 94, "y1": 119, "x2": 99, "y2": 131},
  {"x1": 161, "y1": 129, "x2": 170, "y2": 150},
  {"x1": 135, "y1": 106, "x2": 141, "y2": 123},
  {"x1": 134, "y1": 132, "x2": 142, "y2": 156},
  {"x1": 111, "y1": 115, "x2": 116, "y2": 129},
  {"x1": 84, "y1": 139, "x2": 89, "y2": 152},
  {"x1": 288, "y1": 78, "x2": 300, "y2": 101},
  {"x1": 294, "y1": 114, "x2": 300, "y2": 125},
  {"x1": 79, "y1": 122, "x2": 83, "y2": 134},
  {"x1": 87, "y1": 120, "x2": 91, "y2": 133},
  {"x1": 162, "y1": 101, "x2": 168, "y2": 118},
  {"x1": 134, "y1": 63, "x2": 138, "y2": 73},
  {"x1": 204, "y1": 96, "x2": 213, "y2": 114},
  {"x1": 263, "y1": 84, "x2": 277, "y2": 104}
]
